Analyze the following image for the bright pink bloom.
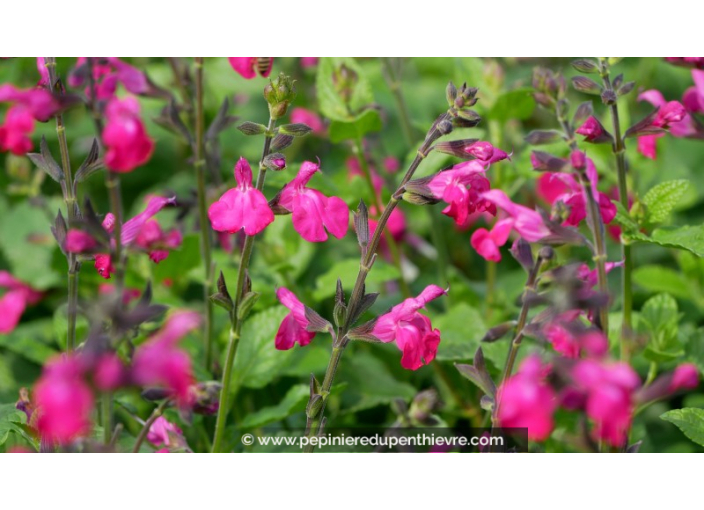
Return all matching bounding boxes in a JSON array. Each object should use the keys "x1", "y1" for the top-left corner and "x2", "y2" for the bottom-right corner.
[
  {"x1": 300, "y1": 57, "x2": 319, "y2": 68},
  {"x1": 427, "y1": 161, "x2": 494, "y2": 226},
  {"x1": 682, "y1": 70, "x2": 704, "y2": 113},
  {"x1": 65, "y1": 230, "x2": 98, "y2": 253},
  {"x1": 383, "y1": 156, "x2": 400, "y2": 173},
  {"x1": 665, "y1": 57, "x2": 704, "y2": 69},
  {"x1": 638, "y1": 135, "x2": 658, "y2": 160},
  {"x1": 94, "y1": 353, "x2": 126, "y2": 391},
  {"x1": 577, "y1": 261, "x2": 624, "y2": 288},
  {"x1": 637, "y1": 90, "x2": 692, "y2": 159},
  {"x1": 34, "y1": 355, "x2": 94, "y2": 444},
  {"x1": 470, "y1": 218, "x2": 513, "y2": 262},
  {"x1": 102, "y1": 96, "x2": 154, "y2": 172},
  {"x1": 275, "y1": 287, "x2": 316, "y2": 350},
  {"x1": 69, "y1": 57, "x2": 148, "y2": 100},
  {"x1": 132, "y1": 311, "x2": 200, "y2": 407},
  {"x1": 481, "y1": 189, "x2": 550, "y2": 242},
  {"x1": 0, "y1": 105, "x2": 34, "y2": 154},
  {"x1": 544, "y1": 322, "x2": 608, "y2": 359},
  {"x1": 290, "y1": 107, "x2": 325, "y2": 135},
  {"x1": 208, "y1": 158, "x2": 274, "y2": 236},
  {"x1": 275, "y1": 161, "x2": 349, "y2": 242},
  {"x1": 670, "y1": 363, "x2": 699, "y2": 391},
  {"x1": 147, "y1": 416, "x2": 183, "y2": 447},
  {"x1": 134, "y1": 220, "x2": 182, "y2": 263},
  {"x1": 36, "y1": 57, "x2": 50, "y2": 86},
  {"x1": 371, "y1": 285, "x2": 446, "y2": 370},
  {"x1": 496, "y1": 355, "x2": 556, "y2": 441},
  {"x1": 572, "y1": 359, "x2": 640, "y2": 447},
  {"x1": 0, "y1": 84, "x2": 60, "y2": 122},
  {"x1": 0, "y1": 271, "x2": 42, "y2": 334},
  {"x1": 94, "y1": 254, "x2": 114, "y2": 279},
  {"x1": 228, "y1": 57, "x2": 273, "y2": 79},
  {"x1": 576, "y1": 116, "x2": 606, "y2": 142},
  {"x1": 536, "y1": 172, "x2": 570, "y2": 204},
  {"x1": 464, "y1": 141, "x2": 509, "y2": 164}
]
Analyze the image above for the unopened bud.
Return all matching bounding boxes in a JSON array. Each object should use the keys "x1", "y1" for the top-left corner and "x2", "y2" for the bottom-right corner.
[
  {"x1": 539, "y1": 246, "x2": 555, "y2": 261},
  {"x1": 264, "y1": 73, "x2": 297, "y2": 119}
]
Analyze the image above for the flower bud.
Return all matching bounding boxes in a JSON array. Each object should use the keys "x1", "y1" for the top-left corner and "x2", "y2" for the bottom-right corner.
[
  {"x1": 263, "y1": 153, "x2": 286, "y2": 171},
  {"x1": 539, "y1": 246, "x2": 555, "y2": 261},
  {"x1": 190, "y1": 381, "x2": 222, "y2": 415},
  {"x1": 264, "y1": 73, "x2": 297, "y2": 120}
]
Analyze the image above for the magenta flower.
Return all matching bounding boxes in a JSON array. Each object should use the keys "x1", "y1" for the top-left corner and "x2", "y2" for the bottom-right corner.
[
  {"x1": 669, "y1": 363, "x2": 699, "y2": 391},
  {"x1": 481, "y1": 190, "x2": 550, "y2": 242},
  {"x1": 147, "y1": 416, "x2": 184, "y2": 447},
  {"x1": 228, "y1": 57, "x2": 274, "y2": 79},
  {"x1": 134, "y1": 220, "x2": 183, "y2": 263},
  {"x1": 208, "y1": 157, "x2": 274, "y2": 236},
  {"x1": 470, "y1": 218, "x2": 514, "y2": 262},
  {"x1": 577, "y1": 261, "x2": 623, "y2": 288},
  {"x1": 571, "y1": 359, "x2": 640, "y2": 447},
  {"x1": 94, "y1": 254, "x2": 115, "y2": 279},
  {"x1": 132, "y1": 311, "x2": 200, "y2": 407},
  {"x1": 290, "y1": 107, "x2": 325, "y2": 135},
  {"x1": 273, "y1": 161, "x2": 349, "y2": 242},
  {"x1": 543, "y1": 321, "x2": 608, "y2": 359},
  {"x1": 0, "y1": 84, "x2": 60, "y2": 122},
  {"x1": 274, "y1": 287, "x2": 316, "y2": 350},
  {"x1": 496, "y1": 355, "x2": 556, "y2": 441},
  {"x1": 464, "y1": 141, "x2": 509, "y2": 164},
  {"x1": 300, "y1": 57, "x2": 319, "y2": 69},
  {"x1": 0, "y1": 271, "x2": 42, "y2": 334},
  {"x1": 637, "y1": 90, "x2": 691, "y2": 159},
  {"x1": 0, "y1": 105, "x2": 34, "y2": 155},
  {"x1": 93, "y1": 353, "x2": 126, "y2": 391},
  {"x1": 425, "y1": 161, "x2": 494, "y2": 226},
  {"x1": 69, "y1": 57, "x2": 148, "y2": 101},
  {"x1": 34, "y1": 355, "x2": 94, "y2": 445},
  {"x1": 371, "y1": 285, "x2": 446, "y2": 370},
  {"x1": 575, "y1": 116, "x2": 609, "y2": 143},
  {"x1": 102, "y1": 96, "x2": 154, "y2": 172},
  {"x1": 65, "y1": 230, "x2": 99, "y2": 253}
]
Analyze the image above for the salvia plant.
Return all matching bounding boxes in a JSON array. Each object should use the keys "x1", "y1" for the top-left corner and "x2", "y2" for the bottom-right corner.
[{"x1": 1, "y1": 57, "x2": 703, "y2": 453}]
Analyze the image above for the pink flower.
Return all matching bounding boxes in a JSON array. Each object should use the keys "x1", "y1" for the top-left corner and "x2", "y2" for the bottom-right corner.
[
  {"x1": 637, "y1": 90, "x2": 692, "y2": 159},
  {"x1": 36, "y1": 57, "x2": 50, "y2": 87},
  {"x1": 134, "y1": 220, "x2": 182, "y2": 263},
  {"x1": 228, "y1": 57, "x2": 273, "y2": 79},
  {"x1": 98, "y1": 283, "x2": 141, "y2": 304},
  {"x1": 273, "y1": 161, "x2": 349, "y2": 242},
  {"x1": 102, "y1": 96, "x2": 154, "y2": 172},
  {"x1": 426, "y1": 161, "x2": 494, "y2": 226},
  {"x1": 371, "y1": 285, "x2": 446, "y2": 370},
  {"x1": 543, "y1": 321, "x2": 608, "y2": 359},
  {"x1": 68, "y1": 57, "x2": 148, "y2": 100},
  {"x1": 34, "y1": 355, "x2": 94, "y2": 445},
  {"x1": 481, "y1": 189, "x2": 550, "y2": 242},
  {"x1": 94, "y1": 254, "x2": 114, "y2": 279},
  {"x1": 536, "y1": 172, "x2": 570, "y2": 204},
  {"x1": 208, "y1": 157, "x2": 274, "y2": 236},
  {"x1": 290, "y1": 107, "x2": 325, "y2": 135},
  {"x1": 575, "y1": 116, "x2": 608, "y2": 142},
  {"x1": 93, "y1": 353, "x2": 126, "y2": 391},
  {"x1": 65, "y1": 230, "x2": 99, "y2": 253},
  {"x1": 670, "y1": 363, "x2": 699, "y2": 391},
  {"x1": 0, "y1": 105, "x2": 34, "y2": 155},
  {"x1": 0, "y1": 84, "x2": 60, "y2": 122},
  {"x1": 577, "y1": 261, "x2": 624, "y2": 288},
  {"x1": 464, "y1": 141, "x2": 509, "y2": 164},
  {"x1": 682, "y1": 70, "x2": 704, "y2": 113},
  {"x1": 571, "y1": 359, "x2": 640, "y2": 447},
  {"x1": 496, "y1": 355, "x2": 556, "y2": 441},
  {"x1": 275, "y1": 287, "x2": 316, "y2": 350},
  {"x1": 665, "y1": 57, "x2": 704, "y2": 69},
  {"x1": 470, "y1": 218, "x2": 514, "y2": 262},
  {"x1": 0, "y1": 271, "x2": 42, "y2": 334},
  {"x1": 132, "y1": 311, "x2": 200, "y2": 407},
  {"x1": 300, "y1": 57, "x2": 319, "y2": 69},
  {"x1": 147, "y1": 416, "x2": 183, "y2": 447},
  {"x1": 383, "y1": 156, "x2": 400, "y2": 173}
]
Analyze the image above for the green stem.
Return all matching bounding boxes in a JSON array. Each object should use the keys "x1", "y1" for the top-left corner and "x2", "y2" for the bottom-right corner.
[
  {"x1": 102, "y1": 391, "x2": 113, "y2": 444},
  {"x1": 43, "y1": 57, "x2": 78, "y2": 353},
  {"x1": 353, "y1": 138, "x2": 410, "y2": 298},
  {"x1": 600, "y1": 60, "x2": 632, "y2": 361},
  {"x1": 194, "y1": 57, "x2": 215, "y2": 371},
  {"x1": 302, "y1": 116, "x2": 447, "y2": 451},
  {"x1": 211, "y1": 116, "x2": 276, "y2": 453}
]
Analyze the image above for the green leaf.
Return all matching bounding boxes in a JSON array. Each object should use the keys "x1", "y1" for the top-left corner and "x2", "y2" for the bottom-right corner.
[
  {"x1": 239, "y1": 384, "x2": 309, "y2": 428},
  {"x1": 488, "y1": 88, "x2": 536, "y2": 124},
  {"x1": 316, "y1": 57, "x2": 374, "y2": 122},
  {"x1": 228, "y1": 307, "x2": 294, "y2": 393},
  {"x1": 0, "y1": 319, "x2": 58, "y2": 365},
  {"x1": 642, "y1": 179, "x2": 690, "y2": 224},
  {"x1": 340, "y1": 352, "x2": 415, "y2": 413},
  {"x1": 612, "y1": 200, "x2": 639, "y2": 234},
  {"x1": 0, "y1": 200, "x2": 60, "y2": 289},
  {"x1": 314, "y1": 259, "x2": 400, "y2": 301},
  {"x1": 329, "y1": 109, "x2": 382, "y2": 143},
  {"x1": 632, "y1": 265, "x2": 693, "y2": 301},
  {"x1": 660, "y1": 408, "x2": 704, "y2": 447},
  {"x1": 638, "y1": 293, "x2": 683, "y2": 362},
  {"x1": 157, "y1": 233, "x2": 202, "y2": 283},
  {"x1": 429, "y1": 303, "x2": 486, "y2": 361},
  {"x1": 0, "y1": 403, "x2": 26, "y2": 447},
  {"x1": 628, "y1": 225, "x2": 704, "y2": 258}
]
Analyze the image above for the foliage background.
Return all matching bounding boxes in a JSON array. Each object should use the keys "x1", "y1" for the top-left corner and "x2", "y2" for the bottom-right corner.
[{"x1": 1, "y1": 57, "x2": 703, "y2": 452}]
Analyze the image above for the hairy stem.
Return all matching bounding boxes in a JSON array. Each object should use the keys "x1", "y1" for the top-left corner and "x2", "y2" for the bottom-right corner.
[
  {"x1": 194, "y1": 57, "x2": 215, "y2": 371},
  {"x1": 302, "y1": 115, "x2": 447, "y2": 451},
  {"x1": 211, "y1": 116, "x2": 276, "y2": 453},
  {"x1": 44, "y1": 57, "x2": 78, "y2": 353},
  {"x1": 599, "y1": 60, "x2": 631, "y2": 361}
]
